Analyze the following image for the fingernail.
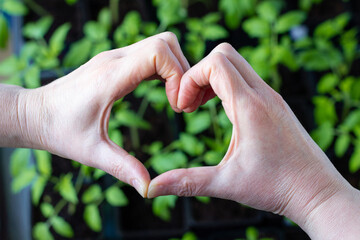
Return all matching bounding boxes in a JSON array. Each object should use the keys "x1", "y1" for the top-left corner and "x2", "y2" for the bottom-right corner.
[
  {"x1": 132, "y1": 179, "x2": 145, "y2": 198},
  {"x1": 173, "y1": 106, "x2": 182, "y2": 113},
  {"x1": 147, "y1": 183, "x2": 161, "y2": 199}
]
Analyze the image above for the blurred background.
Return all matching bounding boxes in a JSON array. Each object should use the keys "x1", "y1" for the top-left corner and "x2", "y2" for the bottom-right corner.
[{"x1": 0, "y1": 0, "x2": 360, "y2": 239}]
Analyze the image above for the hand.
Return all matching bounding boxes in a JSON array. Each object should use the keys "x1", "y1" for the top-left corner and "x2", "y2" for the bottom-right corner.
[
  {"x1": 148, "y1": 43, "x2": 360, "y2": 239},
  {"x1": 18, "y1": 32, "x2": 189, "y2": 197}
]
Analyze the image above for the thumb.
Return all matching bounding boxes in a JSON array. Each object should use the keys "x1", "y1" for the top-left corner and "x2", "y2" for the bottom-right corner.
[
  {"x1": 147, "y1": 166, "x2": 220, "y2": 198},
  {"x1": 94, "y1": 142, "x2": 151, "y2": 197}
]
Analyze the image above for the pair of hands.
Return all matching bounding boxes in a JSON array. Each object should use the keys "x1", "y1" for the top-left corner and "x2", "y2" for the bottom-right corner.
[{"x1": 18, "y1": 33, "x2": 360, "y2": 239}]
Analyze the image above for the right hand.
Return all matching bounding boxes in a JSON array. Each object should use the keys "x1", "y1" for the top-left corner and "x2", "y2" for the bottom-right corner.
[{"x1": 148, "y1": 43, "x2": 360, "y2": 238}]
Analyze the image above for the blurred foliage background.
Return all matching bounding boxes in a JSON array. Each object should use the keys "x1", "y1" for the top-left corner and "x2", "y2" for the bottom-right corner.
[{"x1": 0, "y1": 0, "x2": 360, "y2": 239}]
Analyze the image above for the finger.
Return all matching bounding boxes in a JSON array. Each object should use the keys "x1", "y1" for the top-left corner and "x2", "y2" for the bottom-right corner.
[
  {"x1": 210, "y1": 43, "x2": 267, "y2": 90},
  {"x1": 94, "y1": 142, "x2": 151, "y2": 197},
  {"x1": 120, "y1": 32, "x2": 190, "y2": 73},
  {"x1": 177, "y1": 52, "x2": 252, "y2": 118},
  {"x1": 111, "y1": 37, "x2": 184, "y2": 112},
  {"x1": 147, "y1": 166, "x2": 220, "y2": 198}
]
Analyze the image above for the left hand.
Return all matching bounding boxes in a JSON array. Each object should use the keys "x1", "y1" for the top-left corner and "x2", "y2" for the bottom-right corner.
[{"x1": 18, "y1": 32, "x2": 189, "y2": 197}]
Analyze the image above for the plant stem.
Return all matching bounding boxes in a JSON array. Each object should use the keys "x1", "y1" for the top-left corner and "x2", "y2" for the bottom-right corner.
[
  {"x1": 110, "y1": 0, "x2": 119, "y2": 24},
  {"x1": 209, "y1": 102, "x2": 221, "y2": 144},
  {"x1": 269, "y1": 24, "x2": 281, "y2": 92},
  {"x1": 24, "y1": 0, "x2": 49, "y2": 16},
  {"x1": 75, "y1": 166, "x2": 85, "y2": 193},
  {"x1": 131, "y1": 96, "x2": 150, "y2": 150}
]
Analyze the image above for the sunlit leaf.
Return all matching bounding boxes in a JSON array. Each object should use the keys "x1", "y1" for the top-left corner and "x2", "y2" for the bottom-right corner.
[
  {"x1": 33, "y1": 222, "x2": 54, "y2": 240},
  {"x1": 105, "y1": 186, "x2": 128, "y2": 207},
  {"x1": 82, "y1": 184, "x2": 102, "y2": 204},
  {"x1": 84, "y1": 204, "x2": 102, "y2": 232},
  {"x1": 152, "y1": 195, "x2": 177, "y2": 221},
  {"x1": 51, "y1": 216, "x2": 74, "y2": 238}
]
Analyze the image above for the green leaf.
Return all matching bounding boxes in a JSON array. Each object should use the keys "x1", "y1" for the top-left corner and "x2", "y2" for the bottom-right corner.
[
  {"x1": 10, "y1": 148, "x2": 31, "y2": 177},
  {"x1": 122, "y1": 11, "x2": 142, "y2": 37},
  {"x1": 317, "y1": 73, "x2": 339, "y2": 94},
  {"x1": 93, "y1": 169, "x2": 107, "y2": 180},
  {"x1": 203, "y1": 13, "x2": 222, "y2": 24},
  {"x1": 65, "y1": 0, "x2": 77, "y2": 5},
  {"x1": 153, "y1": 0, "x2": 187, "y2": 27},
  {"x1": 57, "y1": 174, "x2": 78, "y2": 204},
  {"x1": 219, "y1": 0, "x2": 255, "y2": 29},
  {"x1": 0, "y1": 14, "x2": 9, "y2": 48},
  {"x1": 152, "y1": 195, "x2": 177, "y2": 221},
  {"x1": 183, "y1": 232, "x2": 198, "y2": 240},
  {"x1": 242, "y1": 17, "x2": 270, "y2": 38},
  {"x1": 40, "y1": 202, "x2": 55, "y2": 218},
  {"x1": 12, "y1": 166, "x2": 37, "y2": 193},
  {"x1": 179, "y1": 133, "x2": 205, "y2": 156},
  {"x1": 341, "y1": 110, "x2": 360, "y2": 131},
  {"x1": 33, "y1": 222, "x2": 54, "y2": 240},
  {"x1": 3, "y1": 1, "x2": 28, "y2": 15},
  {"x1": 91, "y1": 40, "x2": 111, "y2": 57},
  {"x1": 105, "y1": 186, "x2": 128, "y2": 207},
  {"x1": 84, "y1": 21, "x2": 107, "y2": 41},
  {"x1": 23, "y1": 17, "x2": 53, "y2": 40},
  {"x1": 335, "y1": 134, "x2": 350, "y2": 157},
  {"x1": 350, "y1": 142, "x2": 360, "y2": 173},
  {"x1": 151, "y1": 151, "x2": 187, "y2": 173},
  {"x1": 32, "y1": 176, "x2": 47, "y2": 205},
  {"x1": 246, "y1": 226, "x2": 259, "y2": 240},
  {"x1": 0, "y1": 55, "x2": 20, "y2": 76},
  {"x1": 109, "y1": 129, "x2": 123, "y2": 147},
  {"x1": 202, "y1": 25, "x2": 228, "y2": 41},
  {"x1": 49, "y1": 23, "x2": 71, "y2": 56},
  {"x1": 204, "y1": 151, "x2": 223, "y2": 165},
  {"x1": 195, "y1": 196, "x2": 210, "y2": 204},
  {"x1": 51, "y1": 216, "x2": 74, "y2": 238},
  {"x1": 64, "y1": 38, "x2": 91, "y2": 67},
  {"x1": 146, "y1": 87, "x2": 167, "y2": 104},
  {"x1": 115, "y1": 109, "x2": 151, "y2": 129},
  {"x1": 298, "y1": 49, "x2": 332, "y2": 71},
  {"x1": 84, "y1": 204, "x2": 102, "y2": 232},
  {"x1": 34, "y1": 150, "x2": 52, "y2": 176},
  {"x1": 311, "y1": 122, "x2": 334, "y2": 150},
  {"x1": 82, "y1": 184, "x2": 102, "y2": 204},
  {"x1": 24, "y1": 65, "x2": 40, "y2": 88},
  {"x1": 20, "y1": 41, "x2": 39, "y2": 61},
  {"x1": 98, "y1": 8, "x2": 111, "y2": 32},
  {"x1": 314, "y1": 13, "x2": 350, "y2": 40},
  {"x1": 185, "y1": 33, "x2": 205, "y2": 63},
  {"x1": 275, "y1": 11, "x2": 306, "y2": 34},
  {"x1": 313, "y1": 96, "x2": 337, "y2": 125},
  {"x1": 185, "y1": 111, "x2": 212, "y2": 135},
  {"x1": 257, "y1": 1, "x2": 279, "y2": 23}
]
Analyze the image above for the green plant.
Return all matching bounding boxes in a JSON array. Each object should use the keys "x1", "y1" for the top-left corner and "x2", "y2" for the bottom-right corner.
[
  {"x1": 170, "y1": 231, "x2": 198, "y2": 240},
  {"x1": 303, "y1": 13, "x2": 360, "y2": 173},
  {"x1": 236, "y1": 226, "x2": 273, "y2": 240},
  {"x1": 1, "y1": 0, "x2": 359, "y2": 239},
  {"x1": 0, "y1": 0, "x2": 27, "y2": 48}
]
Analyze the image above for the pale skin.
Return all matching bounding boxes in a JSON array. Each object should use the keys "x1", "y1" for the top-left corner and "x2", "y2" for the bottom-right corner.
[{"x1": 0, "y1": 33, "x2": 359, "y2": 239}]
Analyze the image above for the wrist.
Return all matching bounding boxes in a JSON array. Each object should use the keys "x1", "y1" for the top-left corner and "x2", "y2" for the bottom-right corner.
[
  {"x1": 303, "y1": 185, "x2": 360, "y2": 239},
  {"x1": 17, "y1": 87, "x2": 52, "y2": 150}
]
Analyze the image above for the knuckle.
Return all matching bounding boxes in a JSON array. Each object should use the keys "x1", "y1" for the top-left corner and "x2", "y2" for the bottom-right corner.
[
  {"x1": 208, "y1": 52, "x2": 227, "y2": 67},
  {"x1": 160, "y1": 31, "x2": 178, "y2": 43},
  {"x1": 178, "y1": 175, "x2": 197, "y2": 197},
  {"x1": 214, "y1": 42, "x2": 235, "y2": 54},
  {"x1": 94, "y1": 50, "x2": 111, "y2": 61},
  {"x1": 151, "y1": 38, "x2": 168, "y2": 54}
]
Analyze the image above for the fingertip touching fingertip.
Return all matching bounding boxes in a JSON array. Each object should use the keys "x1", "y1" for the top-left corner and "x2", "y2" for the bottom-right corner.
[{"x1": 132, "y1": 178, "x2": 149, "y2": 198}]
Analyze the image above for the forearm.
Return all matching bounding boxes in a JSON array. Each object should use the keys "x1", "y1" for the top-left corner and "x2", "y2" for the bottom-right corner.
[
  {"x1": 303, "y1": 186, "x2": 360, "y2": 240},
  {"x1": 0, "y1": 84, "x2": 46, "y2": 149}
]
